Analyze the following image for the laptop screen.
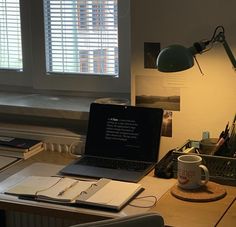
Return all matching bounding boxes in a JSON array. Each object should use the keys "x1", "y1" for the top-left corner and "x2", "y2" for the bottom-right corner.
[{"x1": 85, "y1": 103, "x2": 163, "y2": 162}]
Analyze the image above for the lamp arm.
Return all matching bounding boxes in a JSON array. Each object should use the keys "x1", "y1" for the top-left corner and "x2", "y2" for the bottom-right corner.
[
  {"x1": 222, "y1": 39, "x2": 236, "y2": 70},
  {"x1": 214, "y1": 32, "x2": 236, "y2": 70}
]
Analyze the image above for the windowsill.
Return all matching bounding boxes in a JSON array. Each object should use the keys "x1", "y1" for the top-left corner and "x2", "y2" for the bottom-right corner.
[
  {"x1": 0, "y1": 92, "x2": 95, "y2": 145},
  {"x1": 0, "y1": 92, "x2": 95, "y2": 120},
  {"x1": 0, "y1": 91, "x2": 130, "y2": 137}
]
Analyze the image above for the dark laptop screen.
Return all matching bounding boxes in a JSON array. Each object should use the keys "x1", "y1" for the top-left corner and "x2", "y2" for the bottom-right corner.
[{"x1": 85, "y1": 103, "x2": 163, "y2": 162}]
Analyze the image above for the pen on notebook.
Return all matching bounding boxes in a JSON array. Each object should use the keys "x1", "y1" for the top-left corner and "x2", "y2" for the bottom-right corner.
[{"x1": 57, "y1": 180, "x2": 78, "y2": 196}]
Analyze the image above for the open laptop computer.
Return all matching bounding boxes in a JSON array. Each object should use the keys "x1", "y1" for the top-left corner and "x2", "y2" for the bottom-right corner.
[{"x1": 60, "y1": 103, "x2": 163, "y2": 182}]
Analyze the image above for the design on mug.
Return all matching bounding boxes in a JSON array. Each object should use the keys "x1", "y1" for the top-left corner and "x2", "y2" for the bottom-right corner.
[{"x1": 178, "y1": 175, "x2": 189, "y2": 185}]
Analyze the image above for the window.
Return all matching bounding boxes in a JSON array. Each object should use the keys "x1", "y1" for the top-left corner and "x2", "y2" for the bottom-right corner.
[
  {"x1": 79, "y1": 50, "x2": 89, "y2": 73},
  {"x1": 93, "y1": 49, "x2": 107, "y2": 73},
  {"x1": 78, "y1": 3, "x2": 87, "y2": 29},
  {"x1": 92, "y1": 1, "x2": 105, "y2": 28},
  {"x1": 45, "y1": 0, "x2": 118, "y2": 75},
  {"x1": 0, "y1": 0, "x2": 130, "y2": 94},
  {"x1": 0, "y1": 0, "x2": 22, "y2": 70}
]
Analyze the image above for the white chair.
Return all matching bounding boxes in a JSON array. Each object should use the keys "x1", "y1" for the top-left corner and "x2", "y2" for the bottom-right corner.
[{"x1": 70, "y1": 212, "x2": 164, "y2": 227}]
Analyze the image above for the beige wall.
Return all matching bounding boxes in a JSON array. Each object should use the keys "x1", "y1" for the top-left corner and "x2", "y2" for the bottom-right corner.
[{"x1": 130, "y1": 0, "x2": 236, "y2": 159}]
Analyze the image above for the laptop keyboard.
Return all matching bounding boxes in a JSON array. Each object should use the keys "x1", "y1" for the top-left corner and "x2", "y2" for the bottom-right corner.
[{"x1": 78, "y1": 156, "x2": 151, "y2": 172}]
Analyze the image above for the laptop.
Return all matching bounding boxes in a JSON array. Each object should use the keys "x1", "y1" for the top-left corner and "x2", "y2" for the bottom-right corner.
[{"x1": 60, "y1": 103, "x2": 163, "y2": 182}]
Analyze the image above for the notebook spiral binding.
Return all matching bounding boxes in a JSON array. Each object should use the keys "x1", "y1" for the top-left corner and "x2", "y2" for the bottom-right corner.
[{"x1": 77, "y1": 179, "x2": 109, "y2": 201}]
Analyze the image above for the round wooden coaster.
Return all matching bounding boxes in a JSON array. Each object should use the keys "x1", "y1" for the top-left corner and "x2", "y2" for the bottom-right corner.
[{"x1": 171, "y1": 181, "x2": 227, "y2": 202}]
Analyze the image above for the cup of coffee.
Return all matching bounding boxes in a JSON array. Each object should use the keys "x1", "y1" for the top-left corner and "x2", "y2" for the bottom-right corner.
[{"x1": 177, "y1": 155, "x2": 209, "y2": 189}]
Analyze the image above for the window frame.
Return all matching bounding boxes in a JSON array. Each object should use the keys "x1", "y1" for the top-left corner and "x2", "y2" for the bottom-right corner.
[{"x1": 0, "y1": 0, "x2": 131, "y2": 95}]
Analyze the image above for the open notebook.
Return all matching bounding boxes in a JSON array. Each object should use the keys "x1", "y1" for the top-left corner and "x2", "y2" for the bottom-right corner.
[
  {"x1": 5, "y1": 176, "x2": 143, "y2": 211},
  {"x1": 61, "y1": 103, "x2": 163, "y2": 182}
]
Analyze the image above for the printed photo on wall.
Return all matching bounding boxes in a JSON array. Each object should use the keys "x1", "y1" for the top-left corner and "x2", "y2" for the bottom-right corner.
[
  {"x1": 135, "y1": 75, "x2": 179, "y2": 137},
  {"x1": 135, "y1": 75, "x2": 180, "y2": 111},
  {"x1": 162, "y1": 110, "x2": 172, "y2": 137}
]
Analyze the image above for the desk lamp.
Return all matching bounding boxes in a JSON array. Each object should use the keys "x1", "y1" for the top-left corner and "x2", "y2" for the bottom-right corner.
[{"x1": 156, "y1": 26, "x2": 236, "y2": 73}]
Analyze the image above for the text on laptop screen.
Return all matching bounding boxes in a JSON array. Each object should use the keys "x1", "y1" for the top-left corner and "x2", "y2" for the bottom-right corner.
[{"x1": 85, "y1": 103, "x2": 163, "y2": 162}]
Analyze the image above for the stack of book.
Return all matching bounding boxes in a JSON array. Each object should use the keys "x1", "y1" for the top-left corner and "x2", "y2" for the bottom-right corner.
[{"x1": 0, "y1": 136, "x2": 44, "y2": 159}]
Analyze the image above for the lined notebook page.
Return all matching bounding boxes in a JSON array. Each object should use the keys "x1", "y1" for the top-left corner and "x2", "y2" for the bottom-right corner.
[
  {"x1": 85, "y1": 181, "x2": 142, "y2": 206},
  {"x1": 6, "y1": 176, "x2": 61, "y2": 196}
]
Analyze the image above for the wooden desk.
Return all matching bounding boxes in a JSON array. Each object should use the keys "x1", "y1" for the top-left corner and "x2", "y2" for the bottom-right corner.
[
  {"x1": 150, "y1": 184, "x2": 236, "y2": 227},
  {"x1": 217, "y1": 198, "x2": 236, "y2": 227},
  {"x1": 0, "y1": 150, "x2": 235, "y2": 227},
  {"x1": 0, "y1": 151, "x2": 117, "y2": 226}
]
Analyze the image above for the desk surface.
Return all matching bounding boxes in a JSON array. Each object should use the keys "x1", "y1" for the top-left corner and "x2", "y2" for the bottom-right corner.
[
  {"x1": 150, "y1": 184, "x2": 236, "y2": 227},
  {"x1": 216, "y1": 198, "x2": 236, "y2": 226},
  {"x1": 0, "y1": 150, "x2": 235, "y2": 227}
]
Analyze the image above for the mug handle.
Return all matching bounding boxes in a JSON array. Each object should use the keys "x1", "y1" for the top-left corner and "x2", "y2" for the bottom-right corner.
[{"x1": 199, "y1": 164, "x2": 209, "y2": 186}]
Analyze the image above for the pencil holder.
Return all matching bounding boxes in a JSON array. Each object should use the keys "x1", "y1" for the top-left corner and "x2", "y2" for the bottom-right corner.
[{"x1": 172, "y1": 140, "x2": 236, "y2": 186}]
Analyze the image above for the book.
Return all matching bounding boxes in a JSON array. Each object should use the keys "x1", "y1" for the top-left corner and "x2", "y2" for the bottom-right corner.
[
  {"x1": 0, "y1": 136, "x2": 43, "y2": 152},
  {"x1": 0, "y1": 156, "x2": 21, "y2": 172},
  {"x1": 0, "y1": 146, "x2": 44, "y2": 159},
  {"x1": 5, "y1": 176, "x2": 143, "y2": 210}
]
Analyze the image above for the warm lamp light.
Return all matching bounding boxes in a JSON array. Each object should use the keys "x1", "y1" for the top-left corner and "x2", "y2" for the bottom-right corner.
[{"x1": 156, "y1": 26, "x2": 236, "y2": 73}]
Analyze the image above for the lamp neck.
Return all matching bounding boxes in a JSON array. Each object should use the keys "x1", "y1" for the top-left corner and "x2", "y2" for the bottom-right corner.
[
  {"x1": 190, "y1": 26, "x2": 236, "y2": 70},
  {"x1": 190, "y1": 41, "x2": 209, "y2": 54},
  {"x1": 214, "y1": 31, "x2": 236, "y2": 69}
]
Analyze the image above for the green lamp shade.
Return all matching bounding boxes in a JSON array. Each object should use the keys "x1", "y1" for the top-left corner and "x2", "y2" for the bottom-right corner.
[{"x1": 156, "y1": 45, "x2": 194, "y2": 72}]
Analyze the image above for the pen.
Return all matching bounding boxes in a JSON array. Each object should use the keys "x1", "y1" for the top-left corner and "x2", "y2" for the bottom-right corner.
[
  {"x1": 224, "y1": 122, "x2": 230, "y2": 138},
  {"x1": 224, "y1": 121, "x2": 229, "y2": 132},
  {"x1": 213, "y1": 137, "x2": 226, "y2": 155},
  {"x1": 233, "y1": 114, "x2": 236, "y2": 124},
  {"x1": 218, "y1": 122, "x2": 230, "y2": 141},
  {"x1": 218, "y1": 131, "x2": 225, "y2": 141},
  {"x1": 57, "y1": 180, "x2": 78, "y2": 196}
]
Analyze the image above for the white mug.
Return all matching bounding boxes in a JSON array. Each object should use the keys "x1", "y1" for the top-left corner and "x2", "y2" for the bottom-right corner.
[{"x1": 177, "y1": 155, "x2": 209, "y2": 189}]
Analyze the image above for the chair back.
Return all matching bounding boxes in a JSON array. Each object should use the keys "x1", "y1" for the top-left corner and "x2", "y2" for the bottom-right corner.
[{"x1": 70, "y1": 212, "x2": 164, "y2": 227}]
